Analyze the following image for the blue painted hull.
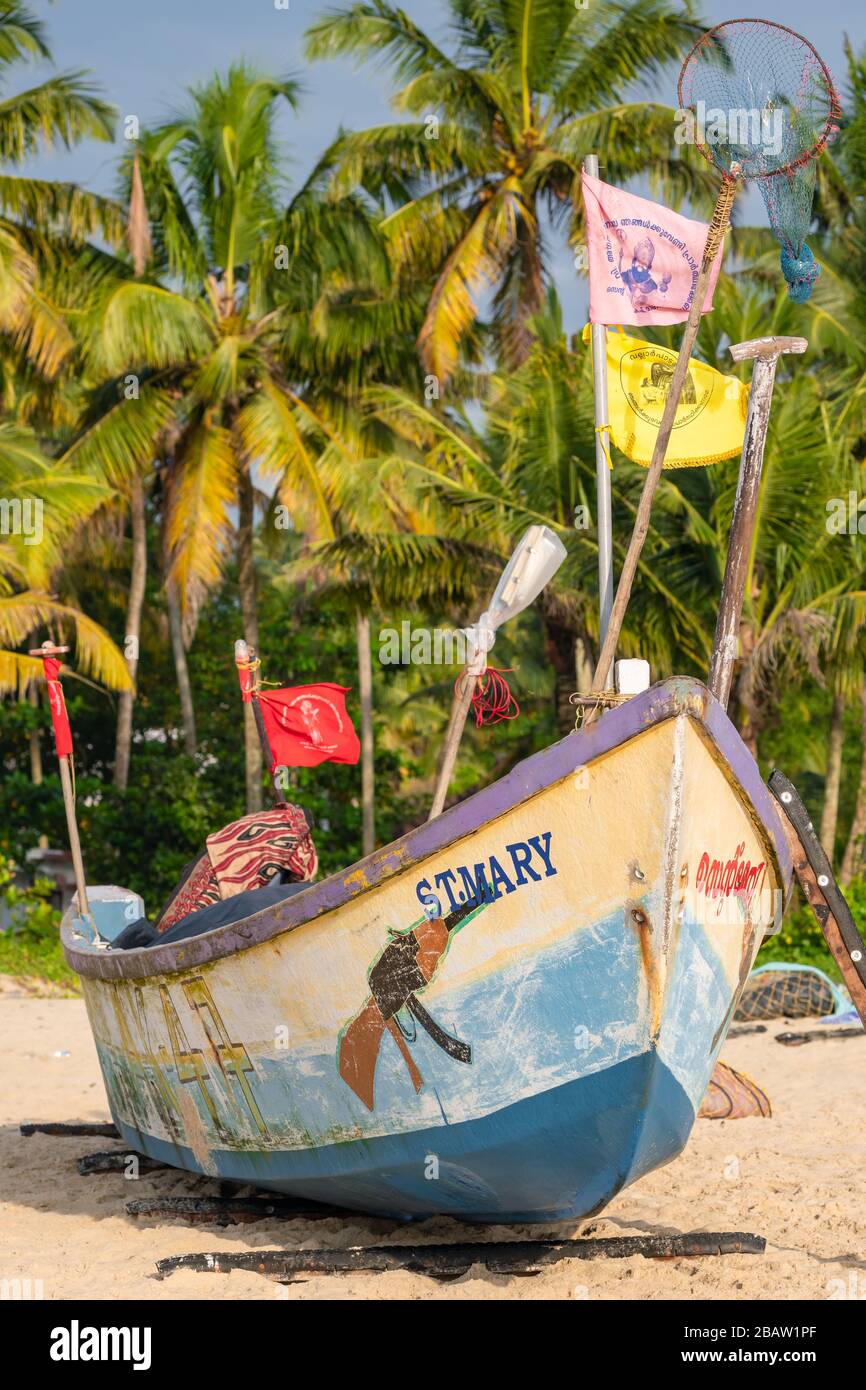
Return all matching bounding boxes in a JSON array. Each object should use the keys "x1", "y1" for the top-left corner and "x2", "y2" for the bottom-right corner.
[{"x1": 115, "y1": 1050, "x2": 694, "y2": 1222}]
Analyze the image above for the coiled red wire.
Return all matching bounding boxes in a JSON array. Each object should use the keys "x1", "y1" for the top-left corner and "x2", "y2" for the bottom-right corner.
[{"x1": 459, "y1": 667, "x2": 520, "y2": 727}]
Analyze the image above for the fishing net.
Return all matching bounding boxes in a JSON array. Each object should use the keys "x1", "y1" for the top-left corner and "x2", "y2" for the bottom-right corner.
[
  {"x1": 699, "y1": 1061, "x2": 771, "y2": 1119},
  {"x1": 734, "y1": 964, "x2": 848, "y2": 1021},
  {"x1": 678, "y1": 20, "x2": 841, "y2": 301}
]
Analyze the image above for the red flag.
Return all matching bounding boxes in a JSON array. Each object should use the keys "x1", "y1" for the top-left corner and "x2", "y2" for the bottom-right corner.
[
  {"x1": 258, "y1": 683, "x2": 360, "y2": 768},
  {"x1": 236, "y1": 658, "x2": 255, "y2": 703},
  {"x1": 43, "y1": 656, "x2": 73, "y2": 758}
]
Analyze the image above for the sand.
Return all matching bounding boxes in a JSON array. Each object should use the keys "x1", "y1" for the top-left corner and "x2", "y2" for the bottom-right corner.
[{"x1": 2, "y1": 978, "x2": 864, "y2": 1302}]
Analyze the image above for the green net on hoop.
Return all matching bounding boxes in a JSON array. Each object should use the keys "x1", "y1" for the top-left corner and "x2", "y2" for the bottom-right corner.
[{"x1": 678, "y1": 20, "x2": 841, "y2": 302}]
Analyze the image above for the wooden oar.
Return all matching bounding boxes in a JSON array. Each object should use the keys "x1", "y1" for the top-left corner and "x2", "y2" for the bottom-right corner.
[
  {"x1": 428, "y1": 666, "x2": 482, "y2": 821},
  {"x1": 427, "y1": 526, "x2": 566, "y2": 820},
  {"x1": 708, "y1": 336, "x2": 807, "y2": 707}
]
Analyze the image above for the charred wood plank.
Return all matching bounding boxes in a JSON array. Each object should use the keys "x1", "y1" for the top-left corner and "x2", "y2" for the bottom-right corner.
[
  {"x1": 156, "y1": 1232, "x2": 765, "y2": 1282},
  {"x1": 20, "y1": 1121, "x2": 119, "y2": 1139},
  {"x1": 77, "y1": 1150, "x2": 166, "y2": 1176},
  {"x1": 128, "y1": 1195, "x2": 353, "y2": 1224},
  {"x1": 777, "y1": 1028, "x2": 865, "y2": 1047}
]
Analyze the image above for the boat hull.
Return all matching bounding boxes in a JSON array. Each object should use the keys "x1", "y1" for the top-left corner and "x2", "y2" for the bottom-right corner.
[
  {"x1": 64, "y1": 679, "x2": 792, "y2": 1222},
  {"x1": 112, "y1": 1052, "x2": 693, "y2": 1222}
]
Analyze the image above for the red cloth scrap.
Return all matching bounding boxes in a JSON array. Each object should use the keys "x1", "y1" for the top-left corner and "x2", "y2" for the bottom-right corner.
[{"x1": 43, "y1": 656, "x2": 73, "y2": 758}]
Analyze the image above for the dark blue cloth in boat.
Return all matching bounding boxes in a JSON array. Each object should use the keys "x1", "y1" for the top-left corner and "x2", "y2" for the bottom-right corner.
[{"x1": 112, "y1": 877, "x2": 311, "y2": 949}]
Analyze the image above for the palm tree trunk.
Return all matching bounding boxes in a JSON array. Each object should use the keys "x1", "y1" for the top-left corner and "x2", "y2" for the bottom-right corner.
[
  {"x1": 841, "y1": 682, "x2": 866, "y2": 885},
  {"x1": 575, "y1": 635, "x2": 593, "y2": 693},
  {"x1": 356, "y1": 609, "x2": 375, "y2": 856},
  {"x1": 820, "y1": 690, "x2": 845, "y2": 859},
  {"x1": 544, "y1": 618, "x2": 578, "y2": 735},
  {"x1": 28, "y1": 685, "x2": 48, "y2": 850},
  {"x1": 167, "y1": 581, "x2": 197, "y2": 756},
  {"x1": 114, "y1": 478, "x2": 147, "y2": 791},
  {"x1": 28, "y1": 684, "x2": 43, "y2": 785},
  {"x1": 237, "y1": 466, "x2": 262, "y2": 813}
]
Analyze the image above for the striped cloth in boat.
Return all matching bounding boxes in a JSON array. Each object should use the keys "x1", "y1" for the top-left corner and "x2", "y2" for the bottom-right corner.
[{"x1": 155, "y1": 805, "x2": 317, "y2": 933}]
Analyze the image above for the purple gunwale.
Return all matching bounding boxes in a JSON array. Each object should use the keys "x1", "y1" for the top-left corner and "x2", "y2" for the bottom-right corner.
[{"x1": 62, "y1": 676, "x2": 792, "y2": 983}]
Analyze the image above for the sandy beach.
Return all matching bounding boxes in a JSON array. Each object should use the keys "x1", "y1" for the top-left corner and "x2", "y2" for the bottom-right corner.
[{"x1": 2, "y1": 978, "x2": 864, "y2": 1302}]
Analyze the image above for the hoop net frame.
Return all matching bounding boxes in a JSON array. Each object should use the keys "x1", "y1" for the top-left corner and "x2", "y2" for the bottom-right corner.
[{"x1": 677, "y1": 20, "x2": 841, "y2": 297}]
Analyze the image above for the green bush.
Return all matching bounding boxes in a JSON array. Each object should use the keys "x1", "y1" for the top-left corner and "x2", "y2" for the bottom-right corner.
[
  {"x1": 756, "y1": 876, "x2": 866, "y2": 982},
  {"x1": 0, "y1": 858, "x2": 77, "y2": 990}
]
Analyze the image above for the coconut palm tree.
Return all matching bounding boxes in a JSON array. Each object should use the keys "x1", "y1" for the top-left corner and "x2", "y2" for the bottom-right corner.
[
  {"x1": 0, "y1": 1, "x2": 119, "y2": 376},
  {"x1": 790, "y1": 39, "x2": 866, "y2": 877},
  {"x1": 267, "y1": 196, "x2": 486, "y2": 844},
  {"x1": 0, "y1": 420, "x2": 131, "y2": 697},
  {"x1": 353, "y1": 288, "x2": 713, "y2": 733},
  {"x1": 58, "y1": 66, "x2": 393, "y2": 810},
  {"x1": 305, "y1": 0, "x2": 714, "y2": 381}
]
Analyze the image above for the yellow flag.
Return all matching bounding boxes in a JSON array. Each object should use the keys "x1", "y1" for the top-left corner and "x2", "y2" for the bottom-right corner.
[{"x1": 582, "y1": 325, "x2": 748, "y2": 468}]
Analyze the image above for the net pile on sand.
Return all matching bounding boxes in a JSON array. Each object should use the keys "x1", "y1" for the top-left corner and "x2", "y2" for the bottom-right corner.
[
  {"x1": 699, "y1": 1062, "x2": 772, "y2": 1119},
  {"x1": 735, "y1": 964, "x2": 848, "y2": 1022}
]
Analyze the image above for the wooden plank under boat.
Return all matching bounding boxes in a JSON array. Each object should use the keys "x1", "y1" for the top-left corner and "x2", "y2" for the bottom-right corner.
[{"x1": 62, "y1": 677, "x2": 793, "y2": 1223}]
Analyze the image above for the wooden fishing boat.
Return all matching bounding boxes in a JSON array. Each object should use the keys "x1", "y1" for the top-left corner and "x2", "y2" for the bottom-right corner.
[{"x1": 62, "y1": 676, "x2": 793, "y2": 1223}]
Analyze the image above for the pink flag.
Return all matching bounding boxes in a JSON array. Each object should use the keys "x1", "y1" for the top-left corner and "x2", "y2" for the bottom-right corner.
[{"x1": 582, "y1": 172, "x2": 724, "y2": 327}]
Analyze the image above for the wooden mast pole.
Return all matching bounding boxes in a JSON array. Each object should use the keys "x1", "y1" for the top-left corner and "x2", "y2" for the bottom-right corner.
[{"x1": 708, "y1": 335, "x2": 807, "y2": 708}]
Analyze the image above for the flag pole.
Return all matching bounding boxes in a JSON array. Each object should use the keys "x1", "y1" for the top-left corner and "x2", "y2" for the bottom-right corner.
[
  {"x1": 589, "y1": 173, "x2": 739, "y2": 698},
  {"x1": 28, "y1": 641, "x2": 103, "y2": 943},
  {"x1": 583, "y1": 154, "x2": 614, "y2": 671},
  {"x1": 234, "y1": 639, "x2": 289, "y2": 807}
]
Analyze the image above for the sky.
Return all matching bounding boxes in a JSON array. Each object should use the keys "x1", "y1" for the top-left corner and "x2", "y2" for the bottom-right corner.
[{"x1": 16, "y1": 0, "x2": 866, "y2": 330}]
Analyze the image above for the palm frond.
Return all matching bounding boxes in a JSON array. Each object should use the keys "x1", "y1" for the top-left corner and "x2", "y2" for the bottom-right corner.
[
  {"x1": 59, "y1": 380, "x2": 177, "y2": 488},
  {"x1": 418, "y1": 184, "x2": 521, "y2": 379},
  {"x1": 164, "y1": 419, "x2": 236, "y2": 607},
  {"x1": 0, "y1": 73, "x2": 114, "y2": 164},
  {"x1": 87, "y1": 280, "x2": 214, "y2": 374},
  {"x1": 0, "y1": 4, "x2": 49, "y2": 64},
  {"x1": 0, "y1": 176, "x2": 125, "y2": 243},
  {"x1": 236, "y1": 383, "x2": 337, "y2": 542},
  {"x1": 0, "y1": 593, "x2": 132, "y2": 691}
]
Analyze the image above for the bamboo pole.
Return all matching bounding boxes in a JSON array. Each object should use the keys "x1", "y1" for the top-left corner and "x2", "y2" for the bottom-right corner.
[
  {"x1": 427, "y1": 672, "x2": 477, "y2": 821},
  {"x1": 590, "y1": 174, "x2": 739, "y2": 697},
  {"x1": 234, "y1": 639, "x2": 288, "y2": 807},
  {"x1": 57, "y1": 757, "x2": 90, "y2": 921}
]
